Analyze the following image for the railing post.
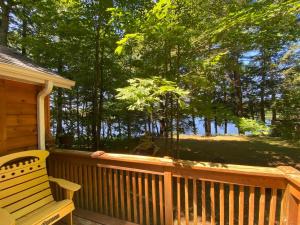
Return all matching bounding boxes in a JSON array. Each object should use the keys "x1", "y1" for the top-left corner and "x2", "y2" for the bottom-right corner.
[
  {"x1": 278, "y1": 166, "x2": 300, "y2": 225},
  {"x1": 164, "y1": 171, "x2": 173, "y2": 225},
  {"x1": 287, "y1": 188, "x2": 299, "y2": 225}
]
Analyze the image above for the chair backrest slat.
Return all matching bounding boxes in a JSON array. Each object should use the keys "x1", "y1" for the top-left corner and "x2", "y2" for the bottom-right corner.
[
  {"x1": 0, "y1": 161, "x2": 46, "y2": 182},
  {"x1": 1, "y1": 168, "x2": 48, "y2": 190},
  {"x1": 11, "y1": 196, "x2": 54, "y2": 219},
  {"x1": 0, "y1": 175, "x2": 49, "y2": 197},
  {"x1": 0, "y1": 181, "x2": 50, "y2": 207},
  {"x1": 0, "y1": 150, "x2": 54, "y2": 220},
  {"x1": 5, "y1": 189, "x2": 53, "y2": 213}
]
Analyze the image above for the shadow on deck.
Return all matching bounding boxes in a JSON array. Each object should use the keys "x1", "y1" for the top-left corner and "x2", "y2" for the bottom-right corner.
[{"x1": 56, "y1": 209, "x2": 138, "y2": 225}]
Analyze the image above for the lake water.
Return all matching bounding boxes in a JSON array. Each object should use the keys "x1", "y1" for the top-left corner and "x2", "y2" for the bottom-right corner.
[{"x1": 184, "y1": 117, "x2": 239, "y2": 135}]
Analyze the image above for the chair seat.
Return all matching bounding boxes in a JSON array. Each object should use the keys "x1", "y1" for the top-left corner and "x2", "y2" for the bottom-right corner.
[{"x1": 16, "y1": 200, "x2": 74, "y2": 225}]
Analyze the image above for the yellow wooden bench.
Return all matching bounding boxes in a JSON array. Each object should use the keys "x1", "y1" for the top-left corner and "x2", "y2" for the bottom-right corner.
[{"x1": 0, "y1": 150, "x2": 81, "y2": 225}]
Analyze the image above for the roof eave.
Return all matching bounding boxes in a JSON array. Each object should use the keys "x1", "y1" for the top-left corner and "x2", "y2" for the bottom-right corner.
[{"x1": 0, "y1": 63, "x2": 75, "y2": 89}]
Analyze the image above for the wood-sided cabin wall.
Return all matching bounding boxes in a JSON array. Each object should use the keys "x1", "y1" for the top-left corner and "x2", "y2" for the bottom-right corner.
[{"x1": 0, "y1": 78, "x2": 50, "y2": 155}]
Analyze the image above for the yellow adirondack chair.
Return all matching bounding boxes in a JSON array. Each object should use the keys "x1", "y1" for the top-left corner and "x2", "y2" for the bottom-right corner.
[{"x1": 0, "y1": 150, "x2": 81, "y2": 225}]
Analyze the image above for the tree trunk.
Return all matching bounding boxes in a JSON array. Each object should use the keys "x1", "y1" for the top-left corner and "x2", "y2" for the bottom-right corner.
[
  {"x1": 0, "y1": 1, "x2": 10, "y2": 46},
  {"x1": 102, "y1": 122, "x2": 105, "y2": 139},
  {"x1": 260, "y1": 50, "x2": 269, "y2": 123},
  {"x1": 67, "y1": 94, "x2": 73, "y2": 133},
  {"x1": 249, "y1": 99, "x2": 255, "y2": 120},
  {"x1": 118, "y1": 118, "x2": 122, "y2": 137},
  {"x1": 271, "y1": 94, "x2": 276, "y2": 124},
  {"x1": 21, "y1": 13, "x2": 27, "y2": 55},
  {"x1": 98, "y1": 46, "x2": 104, "y2": 146},
  {"x1": 214, "y1": 117, "x2": 218, "y2": 135},
  {"x1": 230, "y1": 51, "x2": 243, "y2": 134},
  {"x1": 223, "y1": 80, "x2": 228, "y2": 135},
  {"x1": 92, "y1": 22, "x2": 101, "y2": 149},
  {"x1": 87, "y1": 125, "x2": 91, "y2": 150},
  {"x1": 127, "y1": 114, "x2": 132, "y2": 139},
  {"x1": 155, "y1": 121, "x2": 159, "y2": 136},
  {"x1": 159, "y1": 119, "x2": 166, "y2": 137},
  {"x1": 170, "y1": 95, "x2": 174, "y2": 155},
  {"x1": 204, "y1": 118, "x2": 211, "y2": 136},
  {"x1": 107, "y1": 120, "x2": 112, "y2": 139},
  {"x1": 148, "y1": 116, "x2": 151, "y2": 134},
  {"x1": 260, "y1": 78, "x2": 266, "y2": 123},
  {"x1": 176, "y1": 100, "x2": 180, "y2": 159},
  {"x1": 76, "y1": 88, "x2": 80, "y2": 148},
  {"x1": 56, "y1": 89, "x2": 63, "y2": 146},
  {"x1": 192, "y1": 115, "x2": 197, "y2": 135},
  {"x1": 270, "y1": 72, "x2": 277, "y2": 124},
  {"x1": 233, "y1": 69, "x2": 243, "y2": 117},
  {"x1": 55, "y1": 61, "x2": 64, "y2": 146},
  {"x1": 230, "y1": 52, "x2": 243, "y2": 118}
]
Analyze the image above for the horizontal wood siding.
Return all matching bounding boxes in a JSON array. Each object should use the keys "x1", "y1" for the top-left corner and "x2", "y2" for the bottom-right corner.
[{"x1": 0, "y1": 79, "x2": 50, "y2": 154}]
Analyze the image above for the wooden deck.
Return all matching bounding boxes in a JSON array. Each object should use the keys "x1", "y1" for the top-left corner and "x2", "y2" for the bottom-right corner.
[{"x1": 56, "y1": 209, "x2": 138, "y2": 225}]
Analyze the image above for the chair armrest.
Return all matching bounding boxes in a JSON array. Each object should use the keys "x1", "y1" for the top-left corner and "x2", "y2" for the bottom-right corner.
[
  {"x1": 48, "y1": 176, "x2": 81, "y2": 192},
  {"x1": 0, "y1": 208, "x2": 15, "y2": 225}
]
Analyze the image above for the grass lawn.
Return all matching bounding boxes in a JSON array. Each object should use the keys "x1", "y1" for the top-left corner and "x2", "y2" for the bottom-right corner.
[
  {"x1": 104, "y1": 135, "x2": 300, "y2": 169},
  {"x1": 155, "y1": 135, "x2": 300, "y2": 169}
]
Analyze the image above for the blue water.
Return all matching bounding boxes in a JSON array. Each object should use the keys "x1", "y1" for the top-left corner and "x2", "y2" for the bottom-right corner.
[
  {"x1": 53, "y1": 117, "x2": 243, "y2": 138},
  {"x1": 184, "y1": 117, "x2": 239, "y2": 135}
]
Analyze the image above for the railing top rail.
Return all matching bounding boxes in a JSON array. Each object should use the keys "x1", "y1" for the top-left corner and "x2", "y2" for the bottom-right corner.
[{"x1": 50, "y1": 149, "x2": 286, "y2": 178}]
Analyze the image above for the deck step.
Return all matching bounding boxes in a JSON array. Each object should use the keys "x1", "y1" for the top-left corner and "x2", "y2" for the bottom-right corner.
[{"x1": 74, "y1": 209, "x2": 139, "y2": 225}]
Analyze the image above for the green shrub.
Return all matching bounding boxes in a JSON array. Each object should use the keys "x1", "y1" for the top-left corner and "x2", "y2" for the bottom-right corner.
[{"x1": 235, "y1": 118, "x2": 270, "y2": 135}]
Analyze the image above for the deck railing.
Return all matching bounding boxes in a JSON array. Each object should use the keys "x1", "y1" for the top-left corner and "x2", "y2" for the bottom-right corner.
[{"x1": 47, "y1": 149, "x2": 300, "y2": 225}]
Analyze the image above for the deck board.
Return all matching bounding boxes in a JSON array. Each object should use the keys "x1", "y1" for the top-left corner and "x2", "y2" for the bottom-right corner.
[{"x1": 55, "y1": 209, "x2": 138, "y2": 225}]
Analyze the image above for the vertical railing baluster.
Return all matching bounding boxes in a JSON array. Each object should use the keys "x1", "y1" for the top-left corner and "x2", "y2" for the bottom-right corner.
[
  {"x1": 248, "y1": 186, "x2": 255, "y2": 225},
  {"x1": 88, "y1": 166, "x2": 93, "y2": 210},
  {"x1": 185, "y1": 177, "x2": 189, "y2": 225},
  {"x1": 229, "y1": 184, "x2": 234, "y2": 225},
  {"x1": 152, "y1": 174, "x2": 157, "y2": 225},
  {"x1": 114, "y1": 170, "x2": 119, "y2": 218},
  {"x1": 108, "y1": 168, "x2": 114, "y2": 216},
  {"x1": 164, "y1": 171, "x2": 173, "y2": 225},
  {"x1": 211, "y1": 182, "x2": 215, "y2": 225},
  {"x1": 93, "y1": 166, "x2": 98, "y2": 211},
  {"x1": 269, "y1": 189, "x2": 277, "y2": 225},
  {"x1": 202, "y1": 180, "x2": 206, "y2": 225},
  {"x1": 159, "y1": 175, "x2": 164, "y2": 225},
  {"x1": 258, "y1": 187, "x2": 265, "y2": 225},
  {"x1": 98, "y1": 167, "x2": 103, "y2": 213},
  {"x1": 78, "y1": 163, "x2": 83, "y2": 209},
  {"x1": 120, "y1": 170, "x2": 125, "y2": 219},
  {"x1": 138, "y1": 173, "x2": 143, "y2": 224},
  {"x1": 132, "y1": 172, "x2": 138, "y2": 223},
  {"x1": 126, "y1": 171, "x2": 132, "y2": 222},
  {"x1": 103, "y1": 168, "x2": 108, "y2": 215},
  {"x1": 83, "y1": 164, "x2": 88, "y2": 209},
  {"x1": 239, "y1": 185, "x2": 245, "y2": 225},
  {"x1": 177, "y1": 177, "x2": 181, "y2": 225},
  {"x1": 193, "y1": 178, "x2": 197, "y2": 225},
  {"x1": 145, "y1": 174, "x2": 150, "y2": 225},
  {"x1": 220, "y1": 183, "x2": 225, "y2": 225}
]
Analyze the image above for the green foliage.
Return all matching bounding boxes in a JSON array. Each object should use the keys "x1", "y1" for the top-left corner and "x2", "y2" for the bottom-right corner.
[
  {"x1": 116, "y1": 77, "x2": 189, "y2": 113},
  {"x1": 115, "y1": 33, "x2": 144, "y2": 55},
  {"x1": 240, "y1": 119, "x2": 270, "y2": 136},
  {"x1": 235, "y1": 118, "x2": 270, "y2": 136},
  {"x1": 4, "y1": 0, "x2": 300, "y2": 148}
]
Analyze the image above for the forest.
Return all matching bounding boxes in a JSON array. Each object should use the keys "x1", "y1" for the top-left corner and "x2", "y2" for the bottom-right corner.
[{"x1": 0, "y1": 0, "x2": 299, "y2": 151}]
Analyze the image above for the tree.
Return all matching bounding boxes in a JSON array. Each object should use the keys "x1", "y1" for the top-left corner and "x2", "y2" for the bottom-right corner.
[{"x1": 2, "y1": 0, "x2": 299, "y2": 151}]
